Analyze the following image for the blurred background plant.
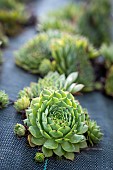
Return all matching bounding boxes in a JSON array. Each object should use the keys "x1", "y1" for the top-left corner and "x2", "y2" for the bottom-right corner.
[
  {"x1": 105, "y1": 66, "x2": 113, "y2": 97},
  {"x1": 78, "y1": 0, "x2": 111, "y2": 47},
  {"x1": 0, "y1": 41, "x2": 2, "y2": 64},
  {"x1": 0, "y1": 0, "x2": 36, "y2": 39}
]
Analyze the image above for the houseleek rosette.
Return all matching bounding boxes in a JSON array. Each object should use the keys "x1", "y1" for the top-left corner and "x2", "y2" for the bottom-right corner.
[
  {"x1": 0, "y1": 90, "x2": 9, "y2": 109},
  {"x1": 24, "y1": 89, "x2": 89, "y2": 160},
  {"x1": 18, "y1": 71, "x2": 84, "y2": 101},
  {"x1": 51, "y1": 34, "x2": 98, "y2": 91}
]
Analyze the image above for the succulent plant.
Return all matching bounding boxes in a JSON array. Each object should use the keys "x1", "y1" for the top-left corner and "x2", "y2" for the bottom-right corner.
[
  {"x1": 38, "y1": 59, "x2": 53, "y2": 76},
  {"x1": 0, "y1": 25, "x2": 8, "y2": 47},
  {"x1": 15, "y1": 32, "x2": 51, "y2": 73},
  {"x1": 105, "y1": 66, "x2": 113, "y2": 97},
  {"x1": 34, "y1": 152, "x2": 45, "y2": 163},
  {"x1": 0, "y1": 90, "x2": 9, "y2": 109},
  {"x1": 51, "y1": 34, "x2": 98, "y2": 91},
  {"x1": 38, "y1": 18, "x2": 76, "y2": 34},
  {"x1": 18, "y1": 87, "x2": 33, "y2": 99},
  {"x1": 0, "y1": 0, "x2": 23, "y2": 11},
  {"x1": 14, "y1": 31, "x2": 66, "y2": 74},
  {"x1": 84, "y1": 109, "x2": 103, "y2": 146},
  {"x1": 18, "y1": 72, "x2": 84, "y2": 103},
  {"x1": 100, "y1": 43, "x2": 113, "y2": 69},
  {"x1": 14, "y1": 96, "x2": 30, "y2": 112},
  {"x1": 23, "y1": 89, "x2": 102, "y2": 160},
  {"x1": 14, "y1": 123, "x2": 26, "y2": 137},
  {"x1": 48, "y1": 3, "x2": 83, "y2": 23},
  {"x1": 24, "y1": 90, "x2": 88, "y2": 160},
  {"x1": 78, "y1": 0, "x2": 111, "y2": 47},
  {"x1": 87, "y1": 120, "x2": 103, "y2": 146},
  {"x1": 0, "y1": 10, "x2": 28, "y2": 36}
]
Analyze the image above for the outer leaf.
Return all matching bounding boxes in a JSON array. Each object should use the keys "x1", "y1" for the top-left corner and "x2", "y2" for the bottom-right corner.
[
  {"x1": 64, "y1": 152, "x2": 75, "y2": 161},
  {"x1": 44, "y1": 139, "x2": 58, "y2": 149},
  {"x1": 42, "y1": 146, "x2": 53, "y2": 157},
  {"x1": 79, "y1": 141, "x2": 87, "y2": 149},
  {"x1": 64, "y1": 72, "x2": 78, "y2": 89},
  {"x1": 49, "y1": 130, "x2": 63, "y2": 138},
  {"x1": 31, "y1": 136, "x2": 46, "y2": 146},
  {"x1": 29, "y1": 126, "x2": 42, "y2": 138},
  {"x1": 53, "y1": 144, "x2": 65, "y2": 157},
  {"x1": 70, "y1": 134, "x2": 85, "y2": 143},
  {"x1": 68, "y1": 84, "x2": 84, "y2": 93},
  {"x1": 28, "y1": 135, "x2": 36, "y2": 147},
  {"x1": 61, "y1": 141, "x2": 75, "y2": 152}
]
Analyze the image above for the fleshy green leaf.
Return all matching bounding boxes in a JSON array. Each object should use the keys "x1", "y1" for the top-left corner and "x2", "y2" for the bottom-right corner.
[
  {"x1": 64, "y1": 152, "x2": 75, "y2": 161},
  {"x1": 70, "y1": 134, "x2": 85, "y2": 143},
  {"x1": 79, "y1": 141, "x2": 87, "y2": 149},
  {"x1": 29, "y1": 126, "x2": 42, "y2": 138},
  {"x1": 44, "y1": 139, "x2": 58, "y2": 149},
  {"x1": 64, "y1": 72, "x2": 78, "y2": 89},
  {"x1": 42, "y1": 146, "x2": 53, "y2": 157},
  {"x1": 61, "y1": 141, "x2": 75, "y2": 152},
  {"x1": 49, "y1": 130, "x2": 63, "y2": 138},
  {"x1": 31, "y1": 136, "x2": 46, "y2": 145},
  {"x1": 53, "y1": 144, "x2": 65, "y2": 157},
  {"x1": 58, "y1": 126, "x2": 71, "y2": 135}
]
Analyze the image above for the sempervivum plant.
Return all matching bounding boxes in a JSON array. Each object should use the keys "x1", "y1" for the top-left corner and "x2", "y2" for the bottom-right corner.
[
  {"x1": 38, "y1": 18, "x2": 76, "y2": 34},
  {"x1": 0, "y1": 0, "x2": 28, "y2": 37},
  {"x1": 24, "y1": 89, "x2": 102, "y2": 160},
  {"x1": 84, "y1": 109, "x2": 103, "y2": 146},
  {"x1": 15, "y1": 33, "x2": 50, "y2": 73},
  {"x1": 14, "y1": 31, "x2": 65, "y2": 74},
  {"x1": 78, "y1": 0, "x2": 111, "y2": 47},
  {"x1": 18, "y1": 72, "x2": 84, "y2": 99},
  {"x1": 14, "y1": 123, "x2": 26, "y2": 137},
  {"x1": 0, "y1": 10, "x2": 28, "y2": 36},
  {"x1": 100, "y1": 44, "x2": 113, "y2": 69},
  {"x1": 0, "y1": 90, "x2": 9, "y2": 109},
  {"x1": 51, "y1": 34, "x2": 99, "y2": 91},
  {"x1": 14, "y1": 96, "x2": 30, "y2": 112},
  {"x1": 0, "y1": 25, "x2": 8, "y2": 47},
  {"x1": 15, "y1": 72, "x2": 84, "y2": 112},
  {"x1": 105, "y1": 66, "x2": 113, "y2": 97},
  {"x1": 48, "y1": 3, "x2": 83, "y2": 23}
]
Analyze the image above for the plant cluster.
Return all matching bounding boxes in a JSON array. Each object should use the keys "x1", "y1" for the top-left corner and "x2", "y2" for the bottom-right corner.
[{"x1": 15, "y1": 31, "x2": 99, "y2": 91}]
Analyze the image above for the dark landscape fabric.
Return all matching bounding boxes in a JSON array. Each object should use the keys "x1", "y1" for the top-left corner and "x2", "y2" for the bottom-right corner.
[{"x1": 0, "y1": 0, "x2": 113, "y2": 169}]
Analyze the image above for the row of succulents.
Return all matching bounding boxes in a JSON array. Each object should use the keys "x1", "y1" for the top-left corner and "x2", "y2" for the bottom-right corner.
[
  {"x1": 14, "y1": 0, "x2": 113, "y2": 97},
  {"x1": 0, "y1": 0, "x2": 107, "y2": 163},
  {"x1": 0, "y1": 0, "x2": 36, "y2": 47},
  {"x1": 15, "y1": 30, "x2": 99, "y2": 92},
  {"x1": 38, "y1": 0, "x2": 111, "y2": 48}
]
